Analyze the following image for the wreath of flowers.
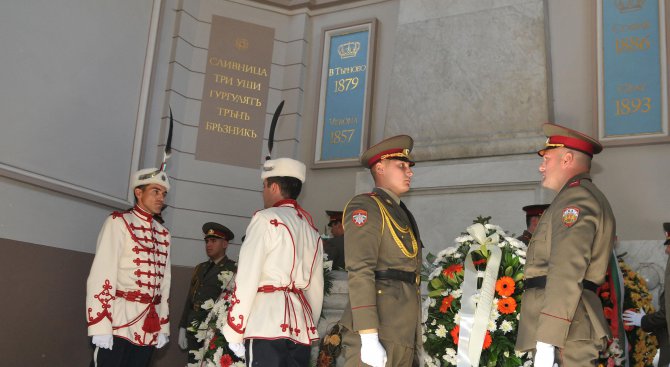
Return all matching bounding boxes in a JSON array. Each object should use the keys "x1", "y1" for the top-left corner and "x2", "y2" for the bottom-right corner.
[
  {"x1": 422, "y1": 217, "x2": 531, "y2": 367},
  {"x1": 190, "y1": 254, "x2": 334, "y2": 367},
  {"x1": 188, "y1": 270, "x2": 243, "y2": 367},
  {"x1": 596, "y1": 258, "x2": 658, "y2": 367}
]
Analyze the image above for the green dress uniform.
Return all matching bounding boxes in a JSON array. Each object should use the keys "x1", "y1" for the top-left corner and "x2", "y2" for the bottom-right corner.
[
  {"x1": 339, "y1": 187, "x2": 423, "y2": 366},
  {"x1": 640, "y1": 290, "x2": 670, "y2": 366},
  {"x1": 324, "y1": 235, "x2": 345, "y2": 270},
  {"x1": 516, "y1": 172, "x2": 616, "y2": 365},
  {"x1": 179, "y1": 256, "x2": 237, "y2": 362}
]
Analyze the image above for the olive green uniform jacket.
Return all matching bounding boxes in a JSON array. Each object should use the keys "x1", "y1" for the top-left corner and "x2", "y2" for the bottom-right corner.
[
  {"x1": 641, "y1": 291, "x2": 670, "y2": 366},
  {"x1": 179, "y1": 256, "x2": 237, "y2": 354},
  {"x1": 339, "y1": 187, "x2": 423, "y2": 349},
  {"x1": 516, "y1": 173, "x2": 616, "y2": 351},
  {"x1": 324, "y1": 235, "x2": 345, "y2": 270}
]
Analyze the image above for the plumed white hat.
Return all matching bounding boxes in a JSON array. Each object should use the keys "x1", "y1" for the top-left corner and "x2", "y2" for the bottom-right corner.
[
  {"x1": 131, "y1": 167, "x2": 170, "y2": 191},
  {"x1": 261, "y1": 158, "x2": 306, "y2": 183}
]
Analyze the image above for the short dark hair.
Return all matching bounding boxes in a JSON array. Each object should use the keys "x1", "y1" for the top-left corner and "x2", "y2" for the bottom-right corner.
[
  {"x1": 133, "y1": 184, "x2": 148, "y2": 204},
  {"x1": 266, "y1": 176, "x2": 302, "y2": 199}
]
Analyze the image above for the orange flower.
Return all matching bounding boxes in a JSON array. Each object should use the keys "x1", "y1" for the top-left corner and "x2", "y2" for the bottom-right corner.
[
  {"x1": 497, "y1": 297, "x2": 517, "y2": 314},
  {"x1": 451, "y1": 325, "x2": 491, "y2": 349},
  {"x1": 443, "y1": 264, "x2": 464, "y2": 279},
  {"x1": 482, "y1": 330, "x2": 492, "y2": 349},
  {"x1": 440, "y1": 295, "x2": 454, "y2": 313},
  {"x1": 495, "y1": 276, "x2": 515, "y2": 297},
  {"x1": 451, "y1": 325, "x2": 460, "y2": 344}
]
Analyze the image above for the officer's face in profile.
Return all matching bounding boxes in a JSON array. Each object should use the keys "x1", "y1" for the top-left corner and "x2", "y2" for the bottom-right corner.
[
  {"x1": 539, "y1": 148, "x2": 568, "y2": 191},
  {"x1": 135, "y1": 184, "x2": 167, "y2": 215},
  {"x1": 375, "y1": 159, "x2": 413, "y2": 196},
  {"x1": 262, "y1": 179, "x2": 281, "y2": 208},
  {"x1": 205, "y1": 237, "x2": 228, "y2": 260}
]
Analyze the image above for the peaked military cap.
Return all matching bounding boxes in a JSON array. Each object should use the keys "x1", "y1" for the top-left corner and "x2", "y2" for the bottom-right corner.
[
  {"x1": 522, "y1": 204, "x2": 550, "y2": 218},
  {"x1": 202, "y1": 222, "x2": 234, "y2": 241},
  {"x1": 538, "y1": 123, "x2": 603, "y2": 157},
  {"x1": 361, "y1": 135, "x2": 415, "y2": 168},
  {"x1": 664, "y1": 222, "x2": 670, "y2": 246},
  {"x1": 326, "y1": 210, "x2": 343, "y2": 227}
]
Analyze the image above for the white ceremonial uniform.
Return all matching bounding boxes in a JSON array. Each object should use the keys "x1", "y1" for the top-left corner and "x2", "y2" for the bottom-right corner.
[
  {"x1": 86, "y1": 206, "x2": 171, "y2": 346},
  {"x1": 222, "y1": 201, "x2": 324, "y2": 345}
]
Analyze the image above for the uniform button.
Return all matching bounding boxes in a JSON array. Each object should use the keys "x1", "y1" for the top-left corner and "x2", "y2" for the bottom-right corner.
[{"x1": 377, "y1": 290, "x2": 382, "y2": 294}]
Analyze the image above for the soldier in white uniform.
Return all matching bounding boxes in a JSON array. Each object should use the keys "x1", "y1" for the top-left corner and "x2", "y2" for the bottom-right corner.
[
  {"x1": 222, "y1": 157, "x2": 324, "y2": 366},
  {"x1": 86, "y1": 167, "x2": 171, "y2": 367}
]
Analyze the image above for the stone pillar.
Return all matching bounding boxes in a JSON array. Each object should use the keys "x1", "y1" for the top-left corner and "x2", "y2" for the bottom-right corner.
[{"x1": 313, "y1": 270, "x2": 349, "y2": 364}]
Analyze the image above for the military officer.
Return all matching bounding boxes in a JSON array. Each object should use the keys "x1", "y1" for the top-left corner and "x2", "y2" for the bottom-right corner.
[
  {"x1": 624, "y1": 223, "x2": 670, "y2": 366},
  {"x1": 222, "y1": 157, "x2": 324, "y2": 366},
  {"x1": 338, "y1": 135, "x2": 423, "y2": 367},
  {"x1": 86, "y1": 168, "x2": 172, "y2": 367},
  {"x1": 324, "y1": 210, "x2": 345, "y2": 270},
  {"x1": 515, "y1": 123, "x2": 616, "y2": 367},
  {"x1": 178, "y1": 222, "x2": 237, "y2": 363},
  {"x1": 517, "y1": 204, "x2": 550, "y2": 245}
]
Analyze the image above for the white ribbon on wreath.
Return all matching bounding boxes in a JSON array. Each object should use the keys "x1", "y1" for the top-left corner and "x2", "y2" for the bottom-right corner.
[{"x1": 457, "y1": 223, "x2": 502, "y2": 367}]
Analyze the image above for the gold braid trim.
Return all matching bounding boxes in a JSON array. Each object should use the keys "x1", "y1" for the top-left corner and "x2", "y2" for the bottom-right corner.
[{"x1": 370, "y1": 196, "x2": 418, "y2": 258}]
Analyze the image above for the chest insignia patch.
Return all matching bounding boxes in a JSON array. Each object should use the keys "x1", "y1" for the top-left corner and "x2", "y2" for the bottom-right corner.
[
  {"x1": 561, "y1": 207, "x2": 580, "y2": 227},
  {"x1": 352, "y1": 209, "x2": 368, "y2": 227}
]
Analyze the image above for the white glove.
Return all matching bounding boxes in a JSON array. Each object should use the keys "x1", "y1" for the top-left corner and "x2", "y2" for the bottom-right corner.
[
  {"x1": 622, "y1": 309, "x2": 645, "y2": 327},
  {"x1": 533, "y1": 341, "x2": 555, "y2": 367},
  {"x1": 92, "y1": 334, "x2": 114, "y2": 350},
  {"x1": 360, "y1": 333, "x2": 387, "y2": 367},
  {"x1": 178, "y1": 327, "x2": 188, "y2": 350},
  {"x1": 229, "y1": 342, "x2": 246, "y2": 359},
  {"x1": 156, "y1": 333, "x2": 169, "y2": 349}
]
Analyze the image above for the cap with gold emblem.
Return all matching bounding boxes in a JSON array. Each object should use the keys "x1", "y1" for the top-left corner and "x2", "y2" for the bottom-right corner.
[
  {"x1": 202, "y1": 222, "x2": 234, "y2": 241},
  {"x1": 326, "y1": 210, "x2": 343, "y2": 227},
  {"x1": 538, "y1": 123, "x2": 603, "y2": 158},
  {"x1": 663, "y1": 222, "x2": 670, "y2": 246},
  {"x1": 360, "y1": 135, "x2": 415, "y2": 168}
]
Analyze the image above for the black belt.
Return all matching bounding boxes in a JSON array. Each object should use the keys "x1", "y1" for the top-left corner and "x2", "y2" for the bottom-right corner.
[
  {"x1": 375, "y1": 269, "x2": 419, "y2": 285},
  {"x1": 525, "y1": 276, "x2": 599, "y2": 293}
]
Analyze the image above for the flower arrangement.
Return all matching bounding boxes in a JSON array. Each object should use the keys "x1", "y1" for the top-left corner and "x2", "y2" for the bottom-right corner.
[
  {"x1": 188, "y1": 271, "x2": 244, "y2": 367},
  {"x1": 190, "y1": 254, "x2": 334, "y2": 367},
  {"x1": 596, "y1": 258, "x2": 658, "y2": 367},
  {"x1": 316, "y1": 324, "x2": 343, "y2": 367},
  {"x1": 422, "y1": 216, "x2": 531, "y2": 367}
]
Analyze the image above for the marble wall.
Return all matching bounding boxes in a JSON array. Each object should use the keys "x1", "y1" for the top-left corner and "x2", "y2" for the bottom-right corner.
[{"x1": 384, "y1": 0, "x2": 549, "y2": 160}]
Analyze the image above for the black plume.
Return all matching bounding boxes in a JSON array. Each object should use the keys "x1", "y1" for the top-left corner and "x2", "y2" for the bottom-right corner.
[
  {"x1": 160, "y1": 107, "x2": 174, "y2": 172},
  {"x1": 166, "y1": 107, "x2": 174, "y2": 158},
  {"x1": 266, "y1": 100, "x2": 284, "y2": 160}
]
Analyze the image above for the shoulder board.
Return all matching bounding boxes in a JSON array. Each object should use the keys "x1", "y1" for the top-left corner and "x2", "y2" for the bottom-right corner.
[{"x1": 364, "y1": 192, "x2": 378, "y2": 197}]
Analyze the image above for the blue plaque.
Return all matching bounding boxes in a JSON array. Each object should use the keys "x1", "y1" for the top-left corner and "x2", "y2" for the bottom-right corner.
[
  {"x1": 314, "y1": 21, "x2": 376, "y2": 166},
  {"x1": 602, "y1": 0, "x2": 663, "y2": 137},
  {"x1": 320, "y1": 30, "x2": 370, "y2": 160}
]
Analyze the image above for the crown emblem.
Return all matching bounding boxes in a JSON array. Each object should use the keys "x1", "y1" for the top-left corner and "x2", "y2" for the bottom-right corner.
[
  {"x1": 337, "y1": 41, "x2": 360, "y2": 59},
  {"x1": 616, "y1": 0, "x2": 645, "y2": 13},
  {"x1": 235, "y1": 38, "x2": 249, "y2": 50}
]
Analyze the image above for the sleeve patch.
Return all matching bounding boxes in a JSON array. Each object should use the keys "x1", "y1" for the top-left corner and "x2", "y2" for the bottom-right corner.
[
  {"x1": 352, "y1": 209, "x2": 368, "y2": 227},
  {"x1": 561, "y1": 207, "x2": 580, "y2": 227}
]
